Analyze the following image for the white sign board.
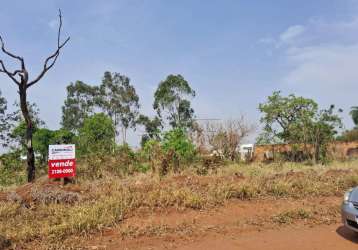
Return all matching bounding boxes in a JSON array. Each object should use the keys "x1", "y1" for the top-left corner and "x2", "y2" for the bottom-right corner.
[
  {"x1": 48, "y1": 144, "x2": 75, "y2": 160},
  {"x1": 48, "y1": 144, "x2": 76, "y2": 179}
]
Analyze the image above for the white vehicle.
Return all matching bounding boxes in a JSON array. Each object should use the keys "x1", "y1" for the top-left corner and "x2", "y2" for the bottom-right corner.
[{"x1": 239, "y1": 144, "x2": 254, "y2": 161}]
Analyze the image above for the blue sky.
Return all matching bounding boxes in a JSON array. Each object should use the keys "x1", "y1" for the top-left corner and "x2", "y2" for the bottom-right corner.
[{"x1": 0, "y1": 0, "x2": 357, "y2": 146}]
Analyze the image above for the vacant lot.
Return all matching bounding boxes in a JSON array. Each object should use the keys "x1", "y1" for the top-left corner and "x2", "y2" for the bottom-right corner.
[{"x1": 1, "y1": 160, "x2": 358, "y2": 249}]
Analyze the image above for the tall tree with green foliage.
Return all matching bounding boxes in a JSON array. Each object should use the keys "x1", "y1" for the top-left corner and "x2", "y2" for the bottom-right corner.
[
  {"x1": 153, "y1": 74, "x2": 195, "y2": 129},
  {"x1": 61, "y1": 81, "x2": 97, "y2": 133},
  {"x1": 350, "y1": 106, "x2": 358, "y2": 128},
  {"x1": 98, "y1": 71, "x2": 140, "y2": 144},
  {"x1": 259, "y1": 91, "x2": 342, "y2": 163},
  {"x1": 259, "y1": 91, "x2": 318, "y2": 143}
]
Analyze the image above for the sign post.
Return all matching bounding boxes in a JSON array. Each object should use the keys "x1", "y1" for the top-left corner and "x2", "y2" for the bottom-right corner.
[{"x1": 48, "y1": 144, "x2": 76, "y2": 179}]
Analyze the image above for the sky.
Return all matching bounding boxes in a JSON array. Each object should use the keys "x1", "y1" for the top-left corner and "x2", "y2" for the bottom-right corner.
[{"x1": 0, "y1": 0, "x2": 357, "y2": 147}]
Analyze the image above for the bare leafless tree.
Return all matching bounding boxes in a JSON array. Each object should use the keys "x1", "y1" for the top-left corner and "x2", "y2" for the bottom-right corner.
[
  {"x1": 0, "y1": 10, "x2": 70, "y2": 182},
  {"x1": 204, "y1": 116, "x2": 255, "y2": 160}
]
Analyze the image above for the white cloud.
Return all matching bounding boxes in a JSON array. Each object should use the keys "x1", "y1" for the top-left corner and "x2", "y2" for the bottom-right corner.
[
  {"x1": 258, "y1": 37, "x2": 275, "y2": 45},
  {"x1": 274, "y1": 18, "x2": 358, "y2": 128},
  {"x1": 279, "y1": 25, "x2": 305, "y2": 44},
  {"x1": 48, "y1": 18, "x2": 58, "y2": 30},
  {"x1": 284, "y1": 44, "x2": 358, "y2": 89},
  {"x1": 258, "y1": 25, "x2": 305, "y2": 48}
]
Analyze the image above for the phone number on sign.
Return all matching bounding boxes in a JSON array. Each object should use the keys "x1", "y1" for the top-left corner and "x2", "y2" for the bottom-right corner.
[{"x1": 51, "y1": 169, "x2": 74, "y2": 174}]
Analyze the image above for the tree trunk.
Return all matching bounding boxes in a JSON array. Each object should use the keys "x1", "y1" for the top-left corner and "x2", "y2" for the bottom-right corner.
[
  {"x1": 19, "y1": 85, "x2": 36, "y2": 182},
  {"x1": 121, "y1": 126, "x2": 127, "y2": 145},
  {"x1": 314, "y1": 128, "x2": 321, "y2": 164},
  {"x1": 314, "y1": 143, "x2": 320, "y2": 164}
]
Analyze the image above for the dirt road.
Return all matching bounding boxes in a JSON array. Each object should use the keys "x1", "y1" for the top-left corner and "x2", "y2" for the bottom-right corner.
[
  {"x1": 86, "y1": 197, "x2": 358, "y2": 250},
  {"x1": 177, "y1": 224, "x2": 357, "y2": 250}
]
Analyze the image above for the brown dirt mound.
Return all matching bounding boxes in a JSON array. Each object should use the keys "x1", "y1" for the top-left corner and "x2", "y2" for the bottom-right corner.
[{"x1": 0, "y1": 179, "x2": 83, "y2": 205}]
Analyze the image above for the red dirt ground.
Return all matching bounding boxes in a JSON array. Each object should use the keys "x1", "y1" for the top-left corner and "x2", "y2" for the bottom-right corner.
[{"x1": 83, "y1": 197, "x2": 357, "y2": 250}]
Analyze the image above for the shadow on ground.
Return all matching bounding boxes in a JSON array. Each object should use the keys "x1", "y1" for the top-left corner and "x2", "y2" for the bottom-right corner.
[{"x1": 336, "y1": 226, "x2": 358, "y2": 244}]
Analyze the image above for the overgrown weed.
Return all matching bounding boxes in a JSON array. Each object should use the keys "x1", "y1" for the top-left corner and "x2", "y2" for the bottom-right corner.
[{"x1": 0, "y1": 159, "x2": 357, "y2": 248}]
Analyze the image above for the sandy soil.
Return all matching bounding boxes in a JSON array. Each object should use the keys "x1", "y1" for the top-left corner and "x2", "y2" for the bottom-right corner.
[
  {"x1": 84, "y1": 197, "x2": 357, "y2": 250},
  {"x1": 175, "y1": 225, "x2": 358, "y2": 250}
]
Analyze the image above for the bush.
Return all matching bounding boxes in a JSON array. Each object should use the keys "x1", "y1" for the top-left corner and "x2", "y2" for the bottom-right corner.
[
  {"x1": 162, "y1": 128, "x2": 196, "y2": 162},
  {"x1": 0, "y1": 150, "x2": 22, "y2": 171},
  {"x1": 142, "y1": 139, "x2": 163, "y2": 173},
  {"x1": 0, "y1": 150, "x2": 26, "y2": 187},
  {"x1": 78, "y1": 113, "x2": 115, "y2": 155},
  {"x1": 161, "y1": 128, "x2": 196, "y2": 174},
  {"x1": 141, "y1": 130, "x2": 196, "y2": 176}
]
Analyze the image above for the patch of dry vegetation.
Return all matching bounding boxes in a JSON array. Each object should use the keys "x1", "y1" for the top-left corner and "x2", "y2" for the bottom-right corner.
[{"x1": 0, "y1": 160, "x2": 357, "y2": 249}]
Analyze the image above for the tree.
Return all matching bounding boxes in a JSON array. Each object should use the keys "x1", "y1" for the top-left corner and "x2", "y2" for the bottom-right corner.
[
  {"x1": 204, "y1": 117, "x2": 255, "y2": 160},
  {"x1": 98, "y1": 71, "x2": 140, "y2": 144},
  {"x1": 0, "y1": 90, "x2": 8, "y2": 146},
  {"x1": 350, "y1": 106, "x2": 358, "y2": 128},
  {"x1": 0, "y1": 10, "x2": 69, "y2": 182},
  {"x1": 258, "y1": 91, "x2": 318, "y2": 143},
  {"x1": 61, "y1": 81, "x2": 97, "y2": 133},
  {"x1": 259, "y1": 91, "x2": 342, "y2": 163},
  {"x1": 51, "y1": 129, "x2": 75, "y2": 144},
  {"x1": 153, "y1": 74, "x2": 195, "y2": 129},
  {"x1": 8, "y1": 102, "x2": 45, "y2": 150},
  {"x1": 78, "y1": 113, "x2": 115, "y2": 155},
  {"x1": 308, "y1": 105, "x2": 342, "y2": 162},
  {"x1": 33, "y1": 128, "x2": 54, "y2": 164},
  {"x1": 137, "y1": 114, "x2": 162, "y2": 146},
  {"x1": 32, "y1": 128, "x2": 75, "y2": 164}
]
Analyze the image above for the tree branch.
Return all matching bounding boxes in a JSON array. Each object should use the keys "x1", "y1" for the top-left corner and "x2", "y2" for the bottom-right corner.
[
  {"x1": 27, "y1": 9, "x2": 70, "y2": 88},
  {"x1": 0, "y1": 35, "x2": 25, "y2": 70},
  {"x1": 0, "y1": 59, "x2": 21, "y2": 85}
]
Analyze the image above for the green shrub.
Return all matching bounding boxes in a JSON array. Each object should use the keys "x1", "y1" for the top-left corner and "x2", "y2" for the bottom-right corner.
[
  {"x1": 134, "y1": 163, "x2": 151, "y2": 173},
  {"x1": 0, "y1": 150, "x2": 26, "y2": 187},
  {"x1": 78, "y1": 113, "x2": 115, "y2": 155},
  {"x1": 142, "y1": 139, "x2": 163, "y2": 173},
  {"x1": 162, "y1": 128, "x2": 196, "y2": 163}
]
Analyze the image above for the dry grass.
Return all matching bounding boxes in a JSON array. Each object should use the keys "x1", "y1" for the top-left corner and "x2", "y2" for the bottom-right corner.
[{"x1": 0, "y1": 159, "x2": 357, "y2": 249}]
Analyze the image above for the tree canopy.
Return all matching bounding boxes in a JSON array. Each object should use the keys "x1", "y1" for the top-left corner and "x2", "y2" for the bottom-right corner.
[
  {"x1": 258, "y1": 91, "x2": 342, "y2": 162},
  {"x1": 350, "y1": 106, "x2": 358, "y2": 128},
  {"x1": 137, "y1": 115, "x2": 162, "y2": 146},
  {"x1": 78, "y1": 113, "x2": 115, "y2": 155},
  {"x1": 153, "y1": 74, "x2": 195, "y2": 129},
  {"x1": 258, "y1": 91, "x2": 318, "y2": 143},
  {"x1": 61, "y1": 81, "x2": 97, "y2": 133},
  {"x1": 98, "y1": 71, "x2": 140, "y2": 143}
]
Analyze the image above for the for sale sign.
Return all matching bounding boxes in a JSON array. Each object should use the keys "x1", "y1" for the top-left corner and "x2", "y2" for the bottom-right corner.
[{"x1": 48, "y1": 144, "x2": 76, "y2": 178}]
